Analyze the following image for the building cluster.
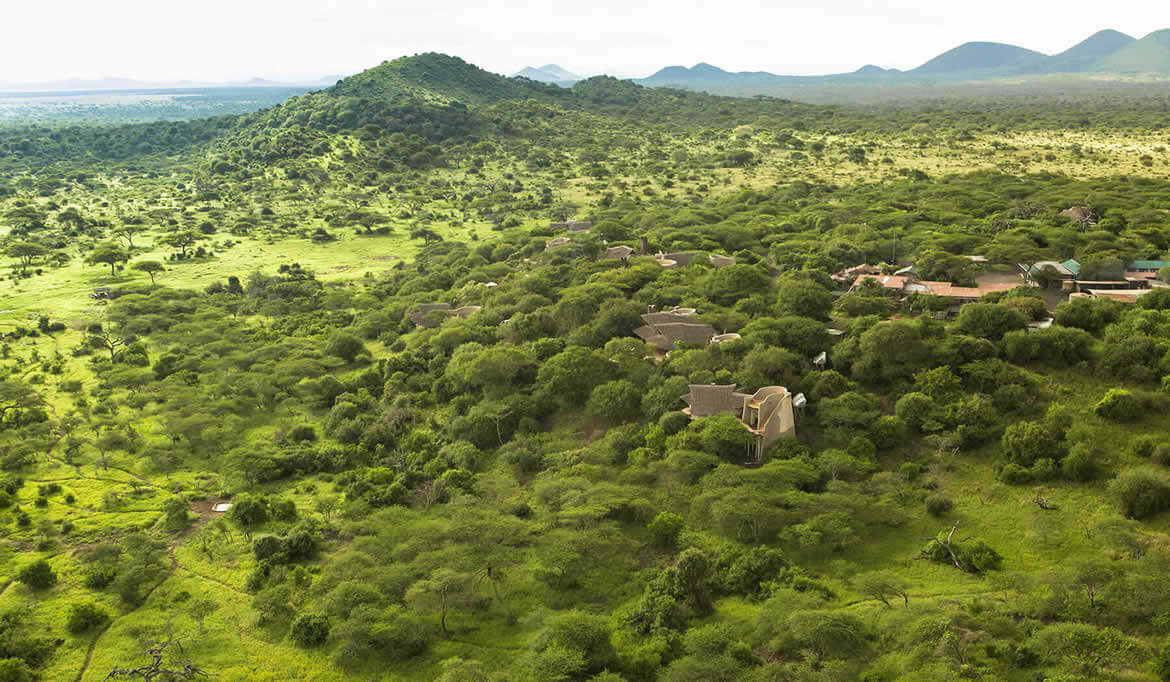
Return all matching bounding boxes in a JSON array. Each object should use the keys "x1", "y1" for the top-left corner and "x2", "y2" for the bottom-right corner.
[
  {"x1": 1021, "y1": 258, "x2": 1169, "y2": 303},
  {"x1": 633, "y1": 308, "x2": 740, "y2": 352},
  {"x1": 844, "y1": 267, "x2": 1019, "y2": 311}
]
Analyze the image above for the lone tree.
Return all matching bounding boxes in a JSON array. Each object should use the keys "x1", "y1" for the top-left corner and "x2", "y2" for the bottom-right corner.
[
  {"x1": 87, "y1": 243, "x2": 129, "y2": 277},
  {"x1": 410, "y1": 226, "x2": 443, "y2": 245},
  {"x1": 854, "y1": 570, "x2": 910, "y2": 607},
  {"x1": 161, "y1": 230, "x2": 202, "y2": 258},
  {"x1": 405, "y1": 568, "x2": 472, "y2": 637},
  {"x1": 87, "y1": 326, "x2": 126, "y2": 362},
  {"x1": 6, "y1": 241, "x2": 49, "y2": 275},
  {"x1": 131, "y1": 260, "x2": 165, "y2": 286},
  {"x1": 0, "y1": 380, "x2": 44, "y2": 422}
]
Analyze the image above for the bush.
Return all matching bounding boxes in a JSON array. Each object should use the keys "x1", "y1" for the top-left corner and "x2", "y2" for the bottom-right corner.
[
  {"x1": 998, "y1": 463, "x2": 1032, "y2": 485},
  {"x1": 586, "y1": 380, "x2": 641, "y2": 422},
  {"x1": 925, "y1": 494, "x2": 953, "y2": 517},
  {"x1": 869, "y1": 416, "x2": 906, "y2": 450},
  {"x1": 1001, "y1": 420, "x2": 1065, "y2": 467},
  {"x1": 291, "y1": 613, "x2": 331, "y2": 647},
  {"x1": 66, "y1": 602, "x2": 110, "y2": 634},
  {"x1": 288, "y1": 425, "x2": 318, "y2": 442},
  {"x1": 17, "y1": 560, "x2": 57, "y2": 590},
  {"x1": 326, "y1": 332, "x2": 366, "y2": 364},
  {"x1": 1094, "y1": 389, "x2": 1143, "y2": 423},
  {"x1": 1110, "y1": 468, "x2": 1170, "y2": 519},
  {"x1": 647, "y1": 512, "x2": 685, "y2": 547},
  {"x1": 1132, "y1": 436, "x2": 1159, "y2": 459},
  {"x1": 895, "y1": 392, "x2": 934, "y2": 431},
  {"x1": 84, "y1": 566, "x2": 118, "y2": 589},
  {"x1": 657, "y1": 411, "x2": 690, "y2": 435},
  {"x1": 922, "y1": 537, "x2": 1001, "y2": 573},
  {"x1": 1062, "y1": 444, "x2": 1102, "y2": 482}
]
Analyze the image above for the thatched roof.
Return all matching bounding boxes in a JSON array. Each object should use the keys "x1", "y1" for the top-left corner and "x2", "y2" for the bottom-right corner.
[
  {"x1": 663, "y1": 252, "x2": 700, "y2": 266},
  {"x1": 642, "y1": 312, "x2": 696, "y2": 326},
  {"x1": 635, "y1": 322, "x2": 715, "y2": 351},
  {"x1": 682, "y1": 384, "x2": 746, "y2": 418},
  {"x1": 602, "y1": 245, "x2": 635, "y2": 260},
  {"x1": 1060, "y1": 206, "x2": 1096, "y2": 224},
  {"x1": 408, "y1": 303, "x2": 454, "y2": 327}
]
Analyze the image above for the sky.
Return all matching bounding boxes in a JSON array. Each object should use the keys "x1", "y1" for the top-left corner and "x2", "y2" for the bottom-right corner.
[{"x1": 3, "y1": 0, "x2": 1170, "y2": 84}]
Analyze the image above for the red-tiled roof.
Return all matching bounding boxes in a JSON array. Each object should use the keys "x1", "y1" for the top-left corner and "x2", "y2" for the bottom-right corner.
[
  {"x1": 921, "y1": 282, "x2": 1018, "y2": 298},
  {"x1": 853, "y1": 274, "x2": 907, "y2": 290}
]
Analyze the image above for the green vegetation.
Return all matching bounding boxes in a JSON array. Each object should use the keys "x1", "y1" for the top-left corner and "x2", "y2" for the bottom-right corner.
[{"x1": 5, "y1": 52, "x2": 1170, "y2": 680}]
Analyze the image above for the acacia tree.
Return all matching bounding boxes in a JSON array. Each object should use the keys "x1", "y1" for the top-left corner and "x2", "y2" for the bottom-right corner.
[
  {"x1": 410, "y1": 226, "x2": 443, "y2": 245},
  {"x1": 0, "y1": 380, "x2": 43, "y2": 422},
  {"x1": 87, "y1": 243, "x2": 129, "y2": 277},
  {"x1": 854, "y1": 570, "x2": 910, "y2": 607},
  {"x1": 132, "y1": 260, "x2": 166, "y2": 286},
  {"x1": 6, "y1": 241, "x2": 49, "y2": 275},
  {"x1": 88, "y1": 326, "x2": 126, "y2": 362},
  {"x1": 114, "y1": 224, "x2": 148, "y2": 248},
  {"x1": 405, "y1": 568, "x2": 472, "y2": 637},
  {"x1": 161, "y1": 230, "x2": 202, "y2": 258}
]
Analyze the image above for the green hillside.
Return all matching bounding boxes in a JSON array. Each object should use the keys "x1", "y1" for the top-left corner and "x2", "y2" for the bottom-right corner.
[
  {"x1": 6, "y1": 52, "x2": 1170, "y2": 682},
  {"x1": 1096, "y1": 29, "x2": 1170, "y2": 73},
  {"x1": 911, "y1": 41, "x2": 1047, "y2": 75},
  {"x1": 327, "y1": 53, "x2": 562, "y2": 105},
  {"x1": 1041, "y1": 29, "x2": 1136, "y2": 73}
]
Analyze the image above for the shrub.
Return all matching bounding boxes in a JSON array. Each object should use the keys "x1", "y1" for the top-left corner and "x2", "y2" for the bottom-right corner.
[
  {"x1": 925, "y1": 494, "x2": 953, "y2": 517},
  {"x1": 17, "y1": 560, "x2": 57, "y2": 590},
  {"x1": 1094, "y1": 389, "x2": 1142, "y2": 423},
  {"x1": 869, "y1": 415, "x2": 906, "y2": 450},
  {"x1": 586, "y1": 380, "x2": 641, "y2": 422},
  {"x1": 1001, "y1": 421, "x2": 1064, "y2": 467},
  {"x1": 998, "y1": 463, "x2": 1032, "y2": 485},
  {"x1": 84, "y1": 566, "x2": 118, "y2": 589},
  {"x1": 1131, "y1": 436, "x2": 1159, "y2": 458},
  {"x1": 253, "y1": 535, "x2": 285, "y2": 561},
  {"x1": 66, "y1": 602, "x2": 110, "y2": 634},
  {"x1": 895, "y1": 392, "x2": 934, "y2": 431},
  {"x1": 291, "y1": 613, "x2": 331, "y2": 647},
  {"x1": 1062, "y1": 444, "x2": 1102, "y2": 482},
  {"x1": 326, "y1": 332, "x2": 366, "y2": 364},
  {"x1": 1110, "y1": 468, "x2": 1170, "y2": 519},
  {"x1": 657, "y1": 411, "x2": 690, "y2": 435},
  {"x1": 922, "y1": 537, "x2": 1001, "y2": 573},
  {"x1": 288, "y1": 425, "x2": 318, "y2": 442},
  {"x1": 647, "y1": 512, "x2": 685, "y2": 548}
]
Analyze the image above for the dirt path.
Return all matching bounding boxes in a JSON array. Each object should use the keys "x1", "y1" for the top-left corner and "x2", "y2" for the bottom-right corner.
[
  {"x1": 74, "y1": 498, "x2": 224, "y2": 681},
  {"x1": 74, "y1": 567, "x2": 174, "y2": 682}
]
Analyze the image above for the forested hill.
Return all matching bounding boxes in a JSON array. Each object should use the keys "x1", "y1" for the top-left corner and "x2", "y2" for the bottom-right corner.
[{"x1": 12, "y1": 44, "x2": 1170, "y2": 682}]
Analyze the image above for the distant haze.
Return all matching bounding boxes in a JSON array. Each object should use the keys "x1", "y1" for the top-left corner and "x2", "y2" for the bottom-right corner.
[{"x1": 3, "y1": 0, "x2": 1170, "y2": 82}]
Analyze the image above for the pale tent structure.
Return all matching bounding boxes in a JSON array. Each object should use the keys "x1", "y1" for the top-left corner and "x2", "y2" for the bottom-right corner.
[
  {"x1": 680, "y1": 383, "x2": 799, "y2": 461},
  {"x1": 602, "y1": 245, "x2": 636, "y2": 260},
  {"x1": 408, "y1": 303, "x2": 453, "y2": 327},
  {"x1": 635, "y1": 322, "x2": 716, "y2": 351}
]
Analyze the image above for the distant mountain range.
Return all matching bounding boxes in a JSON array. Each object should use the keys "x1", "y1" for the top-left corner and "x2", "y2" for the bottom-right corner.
[
  {"x1": 514, "y1": 30, "x2": 1170, "y2": 103},
  {"x1": 0, "y1": 75, "x2": 341, "y2": 94},
  {"x1": 512, "y1": 64, "x2": 581, "y2": 85},
  {"x1": 631, "y1": 29, "x2": 1170, "y2": 99}
]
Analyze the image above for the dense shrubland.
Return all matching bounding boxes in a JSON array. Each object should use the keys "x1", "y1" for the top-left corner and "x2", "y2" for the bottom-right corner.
[{"x1": 4, "y1": 52, "x2": 1170, "y2": 680}]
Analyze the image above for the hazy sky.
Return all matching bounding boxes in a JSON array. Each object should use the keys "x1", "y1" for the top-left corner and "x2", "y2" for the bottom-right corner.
[{"x1": 4, "y1": 0, "x2": 1170, "y2": 83}]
